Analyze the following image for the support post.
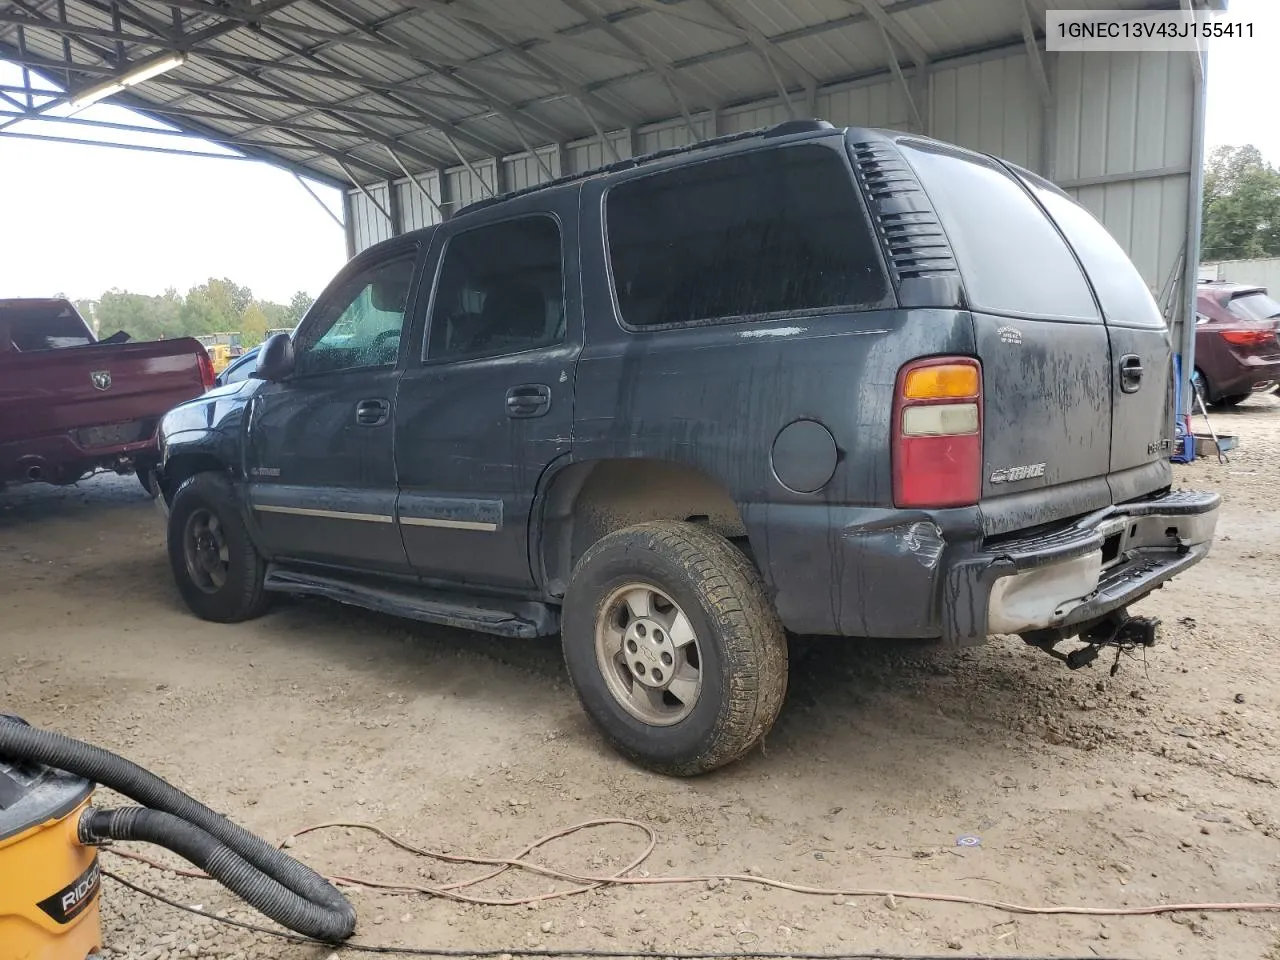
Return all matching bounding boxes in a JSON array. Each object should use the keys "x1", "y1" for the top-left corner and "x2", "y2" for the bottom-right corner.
[
  {"x1": 386, "y1": 177, "x2": 404, "y2": 236},
  {"x1": 437, "y1": 166, "x2": 453, "y2": 222},
  {"x1": 342, "y1": 190, "x2": 357, "y2": 258},
  {"x1": 1179, "y1": 43, "x2": 1209, "y2": 417}
]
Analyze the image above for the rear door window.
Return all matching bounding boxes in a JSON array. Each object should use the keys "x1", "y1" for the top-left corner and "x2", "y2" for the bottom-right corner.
[
  {"x1": 898, "y1": 141, "x2": 1100, "y2": 323},
  {"x1": 1015, "y1": 170, "x2": 1166, "y2": 329},
  {"x1": 605, "y1": 142, "x2": 890, "y2": 328}
]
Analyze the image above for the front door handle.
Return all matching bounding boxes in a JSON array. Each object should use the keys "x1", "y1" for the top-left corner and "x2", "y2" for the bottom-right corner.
[
  {"x1": 1119, "y1": 355, "x2": 1144, "y2": 394},
  {"x1": 355, "y1": 398, "x2": 390, "y2": 426},
  {"x1": 506, "y1": 384, "x2": 551, "y2": 419}
]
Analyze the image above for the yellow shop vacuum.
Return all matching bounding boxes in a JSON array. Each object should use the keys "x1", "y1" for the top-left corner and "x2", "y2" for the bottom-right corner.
[{"x1": 0, "y1": 715, "x2": 356, "y2": 960}]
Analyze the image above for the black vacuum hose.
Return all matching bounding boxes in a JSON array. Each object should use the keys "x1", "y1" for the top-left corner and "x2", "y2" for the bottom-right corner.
[{"x1": 0, "y1": 717, "x2": 356, "y2": 942}]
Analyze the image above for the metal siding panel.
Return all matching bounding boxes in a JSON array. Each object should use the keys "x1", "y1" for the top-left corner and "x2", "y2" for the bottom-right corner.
[
  {"x1": 447, "y1": 160, "x2": 497, "y2": 209},
  {"x1": 721, "y1": 103, "x2": 790, "y2": 134},
  {"x1": 927, "y1": 54, "x2": 1039, "y2": 168},
  {"x1": 1054, "y1": 52, "x2": 1085, "y2": 182},
  {"x1": 566, "y1": 132, "x2": 630, "y2": 174},
  {"x1": 397, "y1": 174, "x2": 443, "y2": 231},
  {"x1": 1217, "y1": 259, "x2": 1280, "y2": 292}
]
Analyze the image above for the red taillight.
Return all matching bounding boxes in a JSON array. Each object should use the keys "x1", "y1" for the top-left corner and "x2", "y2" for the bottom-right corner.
[
  {"x1": 1220, "y1": 329, "x2": 1274, "y2": 346},
  {"x1": 197, "y1": 349, "x2": 215, "y2": 390},
  {"x1": 892, "y1": 357, "x2": 982, "y2": 509}
]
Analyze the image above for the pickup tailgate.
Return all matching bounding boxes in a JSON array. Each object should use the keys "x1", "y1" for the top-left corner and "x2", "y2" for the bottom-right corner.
[{"x1": 0, "y1": 338, "x2": 209, "y2": 471}]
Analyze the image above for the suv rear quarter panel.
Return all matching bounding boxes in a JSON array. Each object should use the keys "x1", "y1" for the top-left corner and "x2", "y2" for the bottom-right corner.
[{"x1": 574, "y1": 151, "x2": 979, "y2": 637}]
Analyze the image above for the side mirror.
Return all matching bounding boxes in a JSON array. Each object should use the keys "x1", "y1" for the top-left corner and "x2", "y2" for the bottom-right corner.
[{"x1": 253, "y1": 333, "x2": 295, "y2": 381}]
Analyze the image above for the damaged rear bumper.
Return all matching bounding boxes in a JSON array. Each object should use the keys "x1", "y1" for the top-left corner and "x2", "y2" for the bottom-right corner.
[
  {"x1": 942, "y1": 489, "x2": 1220, "y2": 644},
  {"x1": 744, "y1": 489, "x2": 1220, "y2": 644}
]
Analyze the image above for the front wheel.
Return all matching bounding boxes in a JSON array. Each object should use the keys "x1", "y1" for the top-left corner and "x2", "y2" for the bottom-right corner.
[
  {"x1": 166, "y1": 471, "x2": 272, "y2": 623},
  {"x1": 561, "y1": 521, "x2": 788, "y2": 776}
]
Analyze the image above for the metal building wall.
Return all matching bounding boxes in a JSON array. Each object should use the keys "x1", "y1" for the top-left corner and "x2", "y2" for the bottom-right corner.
[
  {"x1": 1205, "y1": 258, "x2": 1280, "y2": 293},
  {"x1": 1054, "y1": 50, "x2": 1196, "y2": 319},
  {"x1": 345, "y1": 42, "x2": 1198, "y2": 337}
]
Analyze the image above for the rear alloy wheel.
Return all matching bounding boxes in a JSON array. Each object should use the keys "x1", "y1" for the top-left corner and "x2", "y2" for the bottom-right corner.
[
  {"x1": 595, "y1": 582, "x2": 704, "y2": 726},
  {"x1": 562, "y1": 521, "x2": 788, "y2": 776},
  {"x1": 167, "y1": 472, "x2": 272, "y2": 623}
]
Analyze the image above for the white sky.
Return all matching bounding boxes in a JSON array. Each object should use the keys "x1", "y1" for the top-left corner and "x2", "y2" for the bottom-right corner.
[{"x1": 0, "y1": 0, "x2": 1272, "y2": 304}]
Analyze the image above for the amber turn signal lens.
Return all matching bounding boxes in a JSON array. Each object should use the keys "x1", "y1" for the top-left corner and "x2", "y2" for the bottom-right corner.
[{"x1": 902, "y1": 363, "x2": 980, "y2": 400}]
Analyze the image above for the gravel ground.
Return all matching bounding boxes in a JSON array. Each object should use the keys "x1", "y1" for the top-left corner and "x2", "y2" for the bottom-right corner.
[{"x1": 3, "y1": 395, "x2": 1279, "y2": 960}]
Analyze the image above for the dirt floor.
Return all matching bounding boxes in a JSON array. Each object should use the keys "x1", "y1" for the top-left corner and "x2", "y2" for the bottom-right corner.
[{"x1": 3, "y1": 395, "x2": 1279, "y2": 960}]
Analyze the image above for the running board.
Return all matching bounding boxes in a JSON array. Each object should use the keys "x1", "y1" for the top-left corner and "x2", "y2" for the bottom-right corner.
[{"x1": 263, "y1": 564, "x2": 559, "y2": 638}]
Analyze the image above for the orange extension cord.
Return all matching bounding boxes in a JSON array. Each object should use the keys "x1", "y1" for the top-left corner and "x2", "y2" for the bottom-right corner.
[{"x1": 104, "y1": 817, "x2": 1280, "y2": 919}]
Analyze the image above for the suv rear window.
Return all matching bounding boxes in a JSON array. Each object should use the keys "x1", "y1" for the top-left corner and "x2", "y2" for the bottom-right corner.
[
  {"x1": 605, "y1": 143, "x2": 890, "y2": 328},
  {"x1": 1228, "y1": 291, "x2": 1280, "y2": 322},
  {"x1": 899, "y1": 141, "x2": 1100, "y2": 323}
]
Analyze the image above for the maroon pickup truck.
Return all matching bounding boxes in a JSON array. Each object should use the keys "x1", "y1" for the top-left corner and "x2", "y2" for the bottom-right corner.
[{"x1": 0, "y1": 298, "x2": 213, "y2": 488}]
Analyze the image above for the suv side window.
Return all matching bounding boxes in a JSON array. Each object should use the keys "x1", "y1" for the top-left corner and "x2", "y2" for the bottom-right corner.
[
  {"x1": 898, "y1": 141, "x2": 1100, "y2": 323},
  {"x1": 293, "y1": 253, "x2": 416, "y2": 377},
  {"x1": 426, "y1": 216, "x2": 564, "y2": 362},
  {"x1": 605, "y1": 143, "x2": 889, "y2": 329}
]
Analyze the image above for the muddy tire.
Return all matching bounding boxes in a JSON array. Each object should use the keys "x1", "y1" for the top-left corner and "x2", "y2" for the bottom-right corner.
[
  {"x1": 167, "y1": 471, "x2": 272, "y2": 623},
  {"x1": 561, "y1": 521, "x2": 788, "y2": 776}
]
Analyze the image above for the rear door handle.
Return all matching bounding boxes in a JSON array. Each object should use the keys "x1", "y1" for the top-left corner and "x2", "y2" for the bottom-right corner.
[
  {"x1": 1119, "y1": 355, "x2": 1144, "y2": 394},
  {"x1": 506, "y1": 384, "x2": 551, "y2": 419},
  {"x1": 355, "y1": 398, "x2": 390, "y2": 426}
]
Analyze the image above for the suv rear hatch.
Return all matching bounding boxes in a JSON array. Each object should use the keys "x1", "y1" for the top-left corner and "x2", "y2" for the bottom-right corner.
[{"x1": 894, "y1": 139, "x2": 1174, "y2": 536}]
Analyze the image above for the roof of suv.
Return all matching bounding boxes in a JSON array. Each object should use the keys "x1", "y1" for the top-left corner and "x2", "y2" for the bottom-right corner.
[{"x1": 359, "y1": 119, "x2": 967, "y2": 263}]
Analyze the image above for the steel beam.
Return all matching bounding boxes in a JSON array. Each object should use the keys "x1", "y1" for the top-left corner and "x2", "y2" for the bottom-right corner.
[
  {"x1": 339, "y1": 161, "x2": 394, "y2": 222},
  {"x1": 419, "y1": 5, "x2": 638, "y2": 130},
  {"x1": 443, "y1": 132, "x2": 495, "y2": 197},
  {"x1": 560, "y1": 0, "x2": 709, "y2": 139},
  {"x1": 702, "y1": 0, "x2": 817, "y2": 112},
  {"x1": 304, "y1": 0, "x2": 571, "y2": 145},
  {"x1": 0, "y1": 126, "x2": 265, "y2": 159},
  {"x1": 874, "y1": 20, "x2": 923, "y2": 132},
  {"x1": 385, "y1": 145, "x2": 445, "y2": 219},
  {"x1": 847, "y1": 0, "x2": 929, "y2": 68},
  {"x1": 1020, "y1": 0, "x2": 1052, "y2": 107},
  {"x1": 406, "y1": 0, "x2": 647, "y2": 64},
  {"x1": 1179, "y1": 44, "x2": 1208, "y2": 415},
  {"x1": 293, "y1": 172, "x2": 345, "y2": 230}
]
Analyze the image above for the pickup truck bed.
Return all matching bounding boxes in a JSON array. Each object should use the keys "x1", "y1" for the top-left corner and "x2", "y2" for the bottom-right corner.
[{"x1": 0, "y1": 299, "x2": 212, "y2": 486}]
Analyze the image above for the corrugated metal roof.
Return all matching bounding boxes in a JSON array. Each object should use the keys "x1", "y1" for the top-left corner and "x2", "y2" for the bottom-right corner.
[{"x1": 0, "y1": 0, "x2": 1185, "y2": 187}]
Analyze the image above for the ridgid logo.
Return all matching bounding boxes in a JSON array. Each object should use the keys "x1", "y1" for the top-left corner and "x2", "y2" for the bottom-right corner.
[{"x1": 36, "y1": 856, "x2": 100, "y2": 924}]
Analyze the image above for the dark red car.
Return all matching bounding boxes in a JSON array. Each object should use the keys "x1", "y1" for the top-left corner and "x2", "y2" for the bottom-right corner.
[{"x1": 1193, "y1": 282, "x2": 1280, "y2": 406}]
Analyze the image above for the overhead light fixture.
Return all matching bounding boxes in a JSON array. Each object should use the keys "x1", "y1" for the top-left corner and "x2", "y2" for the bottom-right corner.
[{"x1": 68, "y1": 52, "x2": 187, "y2": 110}]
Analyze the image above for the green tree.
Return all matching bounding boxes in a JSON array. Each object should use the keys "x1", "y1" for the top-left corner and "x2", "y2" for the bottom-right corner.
[
  {"x1": 240, "y1": 302, "x2": 270, "y2": 348},
  {"x1": 285, "y1": 290, "x2": 314, "y2": 327},
  {"x1": 181, "y1": 278, "x2": 254, "y2": 335},
  {"x1": 1201, "y1": 145, "x2": 1280, "y2": 261},
  {"x1": 94, "y1": 288, "x2": 184, "y2": 341}
]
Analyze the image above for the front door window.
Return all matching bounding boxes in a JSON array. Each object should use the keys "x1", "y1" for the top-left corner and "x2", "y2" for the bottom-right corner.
[{"x1": 294, "y1": 255, "x2": 416, "y2": 377}]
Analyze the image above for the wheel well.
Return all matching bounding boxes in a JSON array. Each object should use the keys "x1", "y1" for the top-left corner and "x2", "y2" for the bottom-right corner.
[
  {"x1": 538, "y1": 460, "x2": 748, "y2": 598},
  {"x1": 161, "y1": 453, "x2": 226, "y2": 502}
]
